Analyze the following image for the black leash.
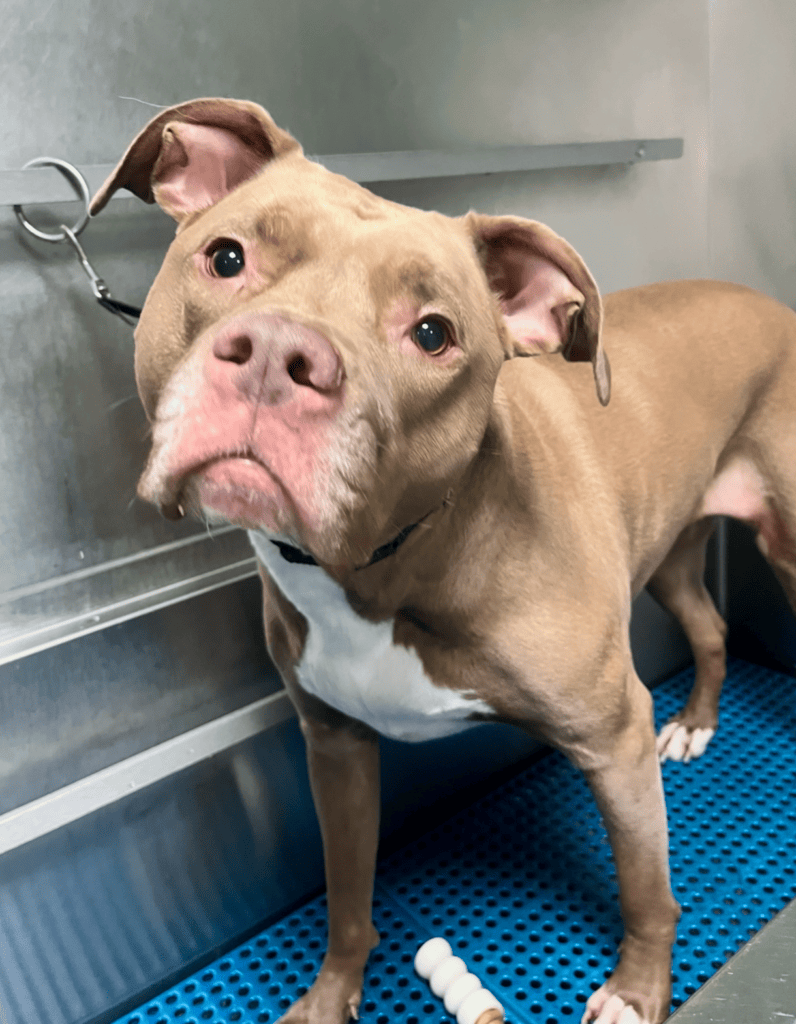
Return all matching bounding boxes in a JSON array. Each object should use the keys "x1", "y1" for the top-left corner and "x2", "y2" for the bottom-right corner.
[{"x1": 97, "y1": 295, "x2": 142, "y2": 321}]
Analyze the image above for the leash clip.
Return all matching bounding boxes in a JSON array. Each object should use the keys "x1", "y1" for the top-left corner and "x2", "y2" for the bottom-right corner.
[
  {"x1": 60, "y1": 224, "x2": 141, "y2": 327},
  {"x1": 14, "y1": 156, "x2": 141, "y2": 327}
]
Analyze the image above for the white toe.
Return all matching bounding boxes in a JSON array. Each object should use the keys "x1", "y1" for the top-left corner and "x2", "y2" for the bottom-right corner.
[
  {"x1": 665, "y1": 724, "x2": 689, "y2": 761},
  {"x1": 686, "y1": 726, "x2": 715, "y2": 760},
  {"x1": 658, "y1": 721, "x2": 716, "y2": 763},
  {"x1": 582, "y1": 987, "x2": 648, "y2": 1024},
  {"x1": 588, "y1": 992, "x2": 641, "y2": 1023},
  {"x1": 582, "y1": 987, "x2": 603, "y2": 1023},
  {"x1": 600, "y1": 994, "x2": 629, "y2": 1021},
  {"x1": 656, "y1": 721, "x2": 679, "y2": 758}
]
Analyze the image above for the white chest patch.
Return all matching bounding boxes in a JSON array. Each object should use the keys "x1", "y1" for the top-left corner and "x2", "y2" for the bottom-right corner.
[{"x1": 249, "y1": 530, "x2": 493, "y2": 742}]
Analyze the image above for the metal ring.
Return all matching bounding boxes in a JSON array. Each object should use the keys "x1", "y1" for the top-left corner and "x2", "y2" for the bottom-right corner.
[{"x1": 13, "y1": 157, "x2": 91, "y2": 243}]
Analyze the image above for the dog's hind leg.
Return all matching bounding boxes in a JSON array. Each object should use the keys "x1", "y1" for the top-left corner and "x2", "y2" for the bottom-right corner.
[{"x1": 646, "y1": 517, "x2": 728, "y2": 763}]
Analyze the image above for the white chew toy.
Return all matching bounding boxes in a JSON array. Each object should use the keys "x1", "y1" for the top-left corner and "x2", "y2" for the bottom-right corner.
[{"x1": 414, "y1": 937, "x2": 505, "y2": 1024}]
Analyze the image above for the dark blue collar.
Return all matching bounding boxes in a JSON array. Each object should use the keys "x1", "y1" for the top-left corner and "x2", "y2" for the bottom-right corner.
[{"x1": 271, "y1": 521, "x2": 418, "y2": 570}]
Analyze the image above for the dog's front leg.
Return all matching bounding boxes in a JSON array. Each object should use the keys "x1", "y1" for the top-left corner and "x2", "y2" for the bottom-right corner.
[
  {"x1": 578, "y1": 674, "x2": 680, "y2": 1024},
  {"x1": 277, "y1": 716, "x2": 381, "y2": 1024}
]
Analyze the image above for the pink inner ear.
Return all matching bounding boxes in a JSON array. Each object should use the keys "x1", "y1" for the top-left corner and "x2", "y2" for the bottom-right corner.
[
  {"x1": 154, "y1": 123, "x2": 270, "y2": 219},
  {"x1": 498, "y1": 252, "x2": 584, "y2": 355}
]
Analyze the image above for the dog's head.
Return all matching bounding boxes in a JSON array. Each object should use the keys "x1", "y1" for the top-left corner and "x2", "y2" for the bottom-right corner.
[{"x1": 93, "y1": 98, "x2": 608, "y2": 568}]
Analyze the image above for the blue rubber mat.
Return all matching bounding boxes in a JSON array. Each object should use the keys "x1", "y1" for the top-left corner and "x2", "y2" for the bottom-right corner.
[{"x1": 115, "y1": 659, "x2": 796, "y2": 1024}]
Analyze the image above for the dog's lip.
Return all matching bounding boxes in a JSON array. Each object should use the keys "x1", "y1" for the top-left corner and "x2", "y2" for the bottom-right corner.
[
  {"x1": 200, "y1": 455, "x2": 291, "y2": 525},
  {"x1": 195, "y1": 450, "x2": 272, "y2": 479},
  {"x1": 161, "y1": 450, "x2": 285, "y2": 517},
  {"x1": 195, "y1": 450, "x2": 288, "y2": 501}
]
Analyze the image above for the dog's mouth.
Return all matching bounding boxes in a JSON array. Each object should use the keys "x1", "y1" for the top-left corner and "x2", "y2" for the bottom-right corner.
[
  {"x1": 136, "y1": 396, "x2": 392, "y2": 566},
  {"x1": 196, "y1": 455, "x2": 291, "y2": 527},
  {"x1": 147, "y1": 451, "x2": 301, "y2": 533}
]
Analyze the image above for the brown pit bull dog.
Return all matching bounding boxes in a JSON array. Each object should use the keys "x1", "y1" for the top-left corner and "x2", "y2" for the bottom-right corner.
[{"x1": 91, "y1": 98, "x2": 796, "y2": 1024}]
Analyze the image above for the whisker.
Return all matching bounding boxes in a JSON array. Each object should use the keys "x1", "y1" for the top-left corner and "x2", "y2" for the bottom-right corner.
[
  {"x1": 106, "y1": 393, "x2": 138, "y2": 413},
  {"x1": 118, "y1": 95, "x2": 169, "y2": 109}
]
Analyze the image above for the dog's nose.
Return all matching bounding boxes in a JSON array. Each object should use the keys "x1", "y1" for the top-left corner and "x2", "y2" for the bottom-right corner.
[{"x1": 209, "y1": 312, "x2": 344, "y2": 404}]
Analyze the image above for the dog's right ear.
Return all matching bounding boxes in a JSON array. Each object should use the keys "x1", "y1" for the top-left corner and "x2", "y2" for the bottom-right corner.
[
  {"x1": 466, "y1": 212, "x2": 610, "y2": 405},
  {"x1": 90, "y1": 98, "x2": 301, "y2": 223}
]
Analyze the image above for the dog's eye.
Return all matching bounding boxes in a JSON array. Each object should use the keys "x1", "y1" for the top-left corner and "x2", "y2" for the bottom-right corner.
[
  {"x1": 209, "y1": 242, "x2": 245, "y2": 278},
  {"x1": 411, "y1": 317, "x2": 450, "y2": 354}
]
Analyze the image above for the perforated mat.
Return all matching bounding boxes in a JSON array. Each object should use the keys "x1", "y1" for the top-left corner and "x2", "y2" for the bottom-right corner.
[{"x1": 114, "y1": 659, "x2": 796, "y2": 1024}]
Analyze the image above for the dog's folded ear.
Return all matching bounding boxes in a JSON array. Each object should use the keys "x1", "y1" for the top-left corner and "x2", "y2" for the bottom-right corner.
[
  {"x1": 466, "y1": 213, "x2": 610, "y2": 405},
  {"x1": 90, "y1": 98, "x2": 301, "y2": 223}
]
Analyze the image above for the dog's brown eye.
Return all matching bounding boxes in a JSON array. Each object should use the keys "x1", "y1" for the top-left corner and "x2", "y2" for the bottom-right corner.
[
  {"x1": 412, "y1": 317, "x2": 450, "y2": 354},
  {"x1": 210, "y1": 242, "x2": 245, "y2": 278}
]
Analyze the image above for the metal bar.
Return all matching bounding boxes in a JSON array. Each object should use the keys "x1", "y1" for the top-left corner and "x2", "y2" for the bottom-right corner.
[
  {"x1": 1, "y1": 137, "x2": 683, "y2": 207},
  {"x1": 4, "y1": 526, "x2": 238, "y2": 603},
  {"x1": 0, "y1": 688, "x2": 295, "y2": 856},
  {"x1": 318, "y1": 137, "x2": 683, "y2": 183},
  {"x1": 1, "y1": 164, "x2": 116, "y2": 207},
  {"x1": 0, "y1": 556, "x2": 259, "y2": 669}
]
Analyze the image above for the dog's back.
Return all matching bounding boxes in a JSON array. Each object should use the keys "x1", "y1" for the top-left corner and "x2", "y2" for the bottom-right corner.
[{"x1": 500, "y1": 279, "x2": 796, "y2": 593}]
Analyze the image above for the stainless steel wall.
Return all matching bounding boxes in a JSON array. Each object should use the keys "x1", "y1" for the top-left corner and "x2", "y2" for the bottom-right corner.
[
  {"x1": 709, "y1": 0, "x2": 796, "y2": 670},
  {"x1": 709, "y1": 0, "x2": 796, "y2": 305},
  {"x1": 4, "y1": 2, "x2": 789, "y2": 1023},
  {"x1": 0, "y1": 578, "x2": 280, "y2": 816}
]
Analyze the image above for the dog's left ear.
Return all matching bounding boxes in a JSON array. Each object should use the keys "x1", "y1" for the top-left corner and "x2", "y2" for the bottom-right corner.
[
  {"x1": 90, "y1": 97, "x2": 301, "y2": 223},
  {"x1": 466, "y1": 212, "x2": 610, "y2": 405}
]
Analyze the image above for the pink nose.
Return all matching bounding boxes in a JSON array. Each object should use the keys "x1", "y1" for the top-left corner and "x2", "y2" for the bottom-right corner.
[{"x1": 208, "y1": 312, "x2": 344, "y2": 405}]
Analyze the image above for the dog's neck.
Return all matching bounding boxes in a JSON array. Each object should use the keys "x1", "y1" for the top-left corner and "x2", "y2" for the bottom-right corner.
[{"x1": 318, "y1": 395, "x2": 526, "y2": 618}]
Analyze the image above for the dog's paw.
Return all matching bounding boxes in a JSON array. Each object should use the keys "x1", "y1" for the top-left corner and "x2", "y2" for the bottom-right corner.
[
  {"x1": 581, "y1": 987, "x2": 644, "y2": 1024},
  {"x1": 274, "y1": 971, "x2": 363, "y2": 1024},
  {"x1": 656, "y1": 720, "x2": 715, "y2": 763},
  {"x1": 275, "y1": 992, "x2": 361, "y2": 1024}
]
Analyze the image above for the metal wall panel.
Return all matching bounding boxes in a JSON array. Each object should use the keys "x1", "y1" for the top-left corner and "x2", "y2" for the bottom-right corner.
[
  {"x1": 1, "y1": 203, "x2": 194, "y2": 596},
  {"x1": 0, "y1": 203, "x2": 259, "y2": 665},
  {"x1": 708, "y1": 0, "x2": 796, "y2": 308},
  {"x1": 0, "y1": 576, "x2": 280, "y2": 816},
  {"x1": 0, "y1": 716, "x2": 325, "y2": 1024},
  {"x1": 708, "y1": 2, "x2": 796, "y2": 675}
]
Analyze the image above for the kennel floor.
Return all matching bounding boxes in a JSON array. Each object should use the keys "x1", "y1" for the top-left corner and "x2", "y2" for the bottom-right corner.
[{"x1": 112, "y1": 659, "x2": 796, "y2": 1024}]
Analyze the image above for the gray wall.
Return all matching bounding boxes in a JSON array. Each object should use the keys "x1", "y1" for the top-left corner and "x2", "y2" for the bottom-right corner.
[
  {"x1": 709, "y1": 0, "x2": 796, "y2": 304},
  {"x1": 709, "y1": 1, "x2": 796, "y2": 668}
]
